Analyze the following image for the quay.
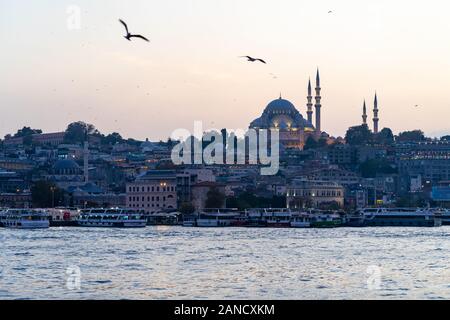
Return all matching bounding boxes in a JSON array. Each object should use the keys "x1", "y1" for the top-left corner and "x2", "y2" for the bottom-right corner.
[{"x1": 0, "y1": 207, "x2": 447, "y2": 229}]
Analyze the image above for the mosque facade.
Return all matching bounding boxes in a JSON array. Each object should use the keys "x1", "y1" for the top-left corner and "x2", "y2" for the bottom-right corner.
[{"x1": 249, "y1": 69, "x2": 380, "y2": 149}]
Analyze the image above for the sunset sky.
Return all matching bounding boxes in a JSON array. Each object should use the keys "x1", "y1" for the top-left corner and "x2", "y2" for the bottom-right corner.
[{"x1": 1, "y1": 0, "x2": 450, "y2": 141}]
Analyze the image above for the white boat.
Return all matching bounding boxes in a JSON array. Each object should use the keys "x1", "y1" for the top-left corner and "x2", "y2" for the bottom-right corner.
[
  {"x1": 262, "y1": 209, "x2": 292, "y2": 228},
  {"x1": 290, "y1": 213, "x2": 311, "y2": 228},
  {"x1": 359, "y1": 208, "x2": 441, "y2": 227},
  {"x1": 196, "y1": 209, "x2": 240, "y2": 227},
  {"x1": 78, "y1": 208, "x2": 147, "y2": 228},
  {"x1": 0, "y1": 209, "x2": 50, "y2": 229}
]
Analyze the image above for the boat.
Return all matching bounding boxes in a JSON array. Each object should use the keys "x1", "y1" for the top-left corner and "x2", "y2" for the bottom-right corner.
[
  {"x1": 0, "y1": 209, "x2": 50, "y2": 229},
  {"x1": 344, "y1": 213, "x2": 365, "y2": 227},
  {"x1": 182, "y1": 213, "x2": 198, "y2": 227},
  {"x1": 358, "y1": 208, "x2": 441, "y2": 227},
  {"x1": 196, "y1": 209, "x2": 240, "y2": 227},
  {"x1": 77, "y1": 208, "x2": 147, "y2": 228},
  {"x1": 290, "y1": 213, "x2": 311, "y2": 228},
  {"x1": 262, "y1": 209, "x2": 292, "y2": 228},
  {"x1": 146, "y1": 212, "x2": 181, "y2": 226},
  {"x1": 47, "y1": 207, "x2": 80, "y2": 227},
  {"x1": 290, "y1": 212, "x2": 311, "y2": 228},
  {"x1": 435, "y1": 208, "x2": 450, "y2": 225},
  {"x1": 243, "y1": 209, "x2": 268, "y2": 227},
  {"x1": 309, "y1": 210, "x2": 343, "y2": 228}
]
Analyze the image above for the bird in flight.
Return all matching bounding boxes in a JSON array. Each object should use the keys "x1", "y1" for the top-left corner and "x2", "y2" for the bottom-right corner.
[
  {"x1": 328, "y1": 10, "x2": 333, "y2": 14},
  {"x1": 240, "y1": 56, "x2": 267, "y2": 64},
  {"x1": 119, "y1": 19, "x2": 150, "y2": 42}
]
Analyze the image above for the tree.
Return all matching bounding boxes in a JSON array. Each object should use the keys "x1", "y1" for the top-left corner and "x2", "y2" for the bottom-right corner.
[
  {"x1": 396, "y1": 130, "x2": 426, "y2": 142},
  {"x1": 179, "y1": 202, "x2": 195, "y2": 214},
  {"x1": 303, "y1": 136, "x2": 318, "y2": 150},
  {"x1": 64, "y1": 121, "x2": 99, "y2": 144},
  {"x1": 226, "y1": 192, "x2": 287, "y2": 210},
  {"x1": 441, "y1": 135, "x2": 450, "y2": 141},
  {"x1": 374, "y1": 128, "x2": 394, "y2": 145},
  {"x1": 345, "y1": 124, "x2": 373, "y2": 145},
  {"x1": 13, "y1": 127, "x2": 42, "y2": 138},
  {"x1": 304, "y1": 136, "x2": 328, "y2": 150},
  {"x1": 101, "y1": 132, "x2": 124, "y2": 145},
  {"x1": 205, "y1": 187, "x2": 226, "y2": 208},
  {"x1": 31, "y1": 181, "x2": 65, "y2": 208}
]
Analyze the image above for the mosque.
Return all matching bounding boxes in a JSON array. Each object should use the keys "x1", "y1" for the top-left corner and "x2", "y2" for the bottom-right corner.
[{"x1": 249, "y1": 69, "x2": 380, "y2": 149}]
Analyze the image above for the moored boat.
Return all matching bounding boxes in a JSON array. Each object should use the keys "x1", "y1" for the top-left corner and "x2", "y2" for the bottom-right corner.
[
  {"x1": 309, "y1": 210, "x2": 343, "y2": 228},
  {"x1": 78, "y1": 208, "x2": 147, "y2": 228},
  {"x1": 196, "y1": 209, "x2": 240, "y2": 227},
  {"x1": 290, "y1": 213, "x2": 311, "y2": 228},
  {"x1": 0, "y1": 209, "x2": 50, "y2": 229},
  {"x1": 263, "y1": 209, "x2": 292, "y2": 228},
  {"x1": 359, "y1": 207, "x2": 441, "y2": 227},
  {"x1": 47, "y1": 207, "x2": 80, "y2": 227}
]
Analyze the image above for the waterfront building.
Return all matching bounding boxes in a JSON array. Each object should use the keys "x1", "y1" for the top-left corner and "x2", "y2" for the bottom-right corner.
[
  {"x1": 126, "y1": 170, "x2": 178, "y2": 214},
  {"x1": 286, "y1": 179, "x2": 345, "y2": 209}
]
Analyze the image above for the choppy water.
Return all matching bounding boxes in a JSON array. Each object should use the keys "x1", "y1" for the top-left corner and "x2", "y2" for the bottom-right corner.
[{"x1": 1, "y1": 226, "x2": 450, "y2": 299}]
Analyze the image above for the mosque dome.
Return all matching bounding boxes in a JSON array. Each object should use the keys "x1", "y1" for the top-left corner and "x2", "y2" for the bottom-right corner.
[
  {"x1": 52, "y1": 159, "x2": 81, "y2": 175},
  {"x1": 250, "y1": 96, "x2": 314, "y2": 130},
  {"x1": 263, "y1": 98, "x2": 298, "y2": 115}
]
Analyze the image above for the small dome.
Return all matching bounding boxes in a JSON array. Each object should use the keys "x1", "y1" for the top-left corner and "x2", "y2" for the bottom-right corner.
[{"x1": 53, "y1": 159, "x2": 80, "y2": 170}]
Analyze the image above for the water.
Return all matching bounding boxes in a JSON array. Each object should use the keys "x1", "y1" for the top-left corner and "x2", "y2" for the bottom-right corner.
[{"x1": 1, "y1": 226, "x2": 450, "y2": 300}]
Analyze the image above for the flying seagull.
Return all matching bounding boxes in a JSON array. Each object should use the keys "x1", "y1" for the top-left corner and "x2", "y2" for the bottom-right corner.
[
  {"x1": 119, "y1": 19, "x2": 150, "y2": 42},
  {"x1": 328, "y1": 10, "x2": 333, "y2": 13},
  {"x1": 240, "y1": 56, "x2": 267, "y2": 64}
]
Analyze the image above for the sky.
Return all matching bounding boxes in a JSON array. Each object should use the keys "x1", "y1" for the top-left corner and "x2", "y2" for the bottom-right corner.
[{"x1": 1, "y1": 0, "x2": 450, "y2": 141}]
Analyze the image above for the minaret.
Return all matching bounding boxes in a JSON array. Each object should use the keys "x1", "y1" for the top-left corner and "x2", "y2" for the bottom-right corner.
[
  {"x1": 83, "y1": 135, "x2": 89, "y2": 183},
  {"x1": 314, "y1": 69, "x2": 322, "y2": 133},
  {"x1": 362, "y1": 100, "x2": 367, "y2": 125},
  {"x1": 373, "y1": 93, "x2": 379, "y2": 134},
  {"x1": 306, "y1": 78, "x2": 313, "y2": 124}
]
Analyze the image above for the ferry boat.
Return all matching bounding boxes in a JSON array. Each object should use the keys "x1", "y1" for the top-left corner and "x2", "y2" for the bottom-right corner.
[
  {"x1": 146, "y1": 212, "x2": 181, "y2": 226},
  {"x1": 0, "y1": 209, "x2": 50, "y2": 229},
  {"x1": 435, "y1": 208, "x2": 450, "y2": 225},
  {"x1": 47, "y1": 207, "x2": 80, "y2": 227},
  {"x1": 309, "y1": 210, "x2": 343, "y2": 228},
  {"x1": 262, "y1": 209, "x2": 292, "y2": 228},
  {"x1": 182, "y1": 213, "x2": 198, "y2": 227},
  {"x1": 290, "y1": 213, "x2": 311, "y2": 228},
  {"x1": 243, "y1": 209, "x2": 268, "y2": 227},
  {"x1": 196, "y1": 209, "x2": 240, "y2": 227},
  {"x1": 358, "y1": 208, "x2": 441, "y2": 227},
  {"x1": 78, "y1": 208, "x2": 147, "y2": 228}
]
